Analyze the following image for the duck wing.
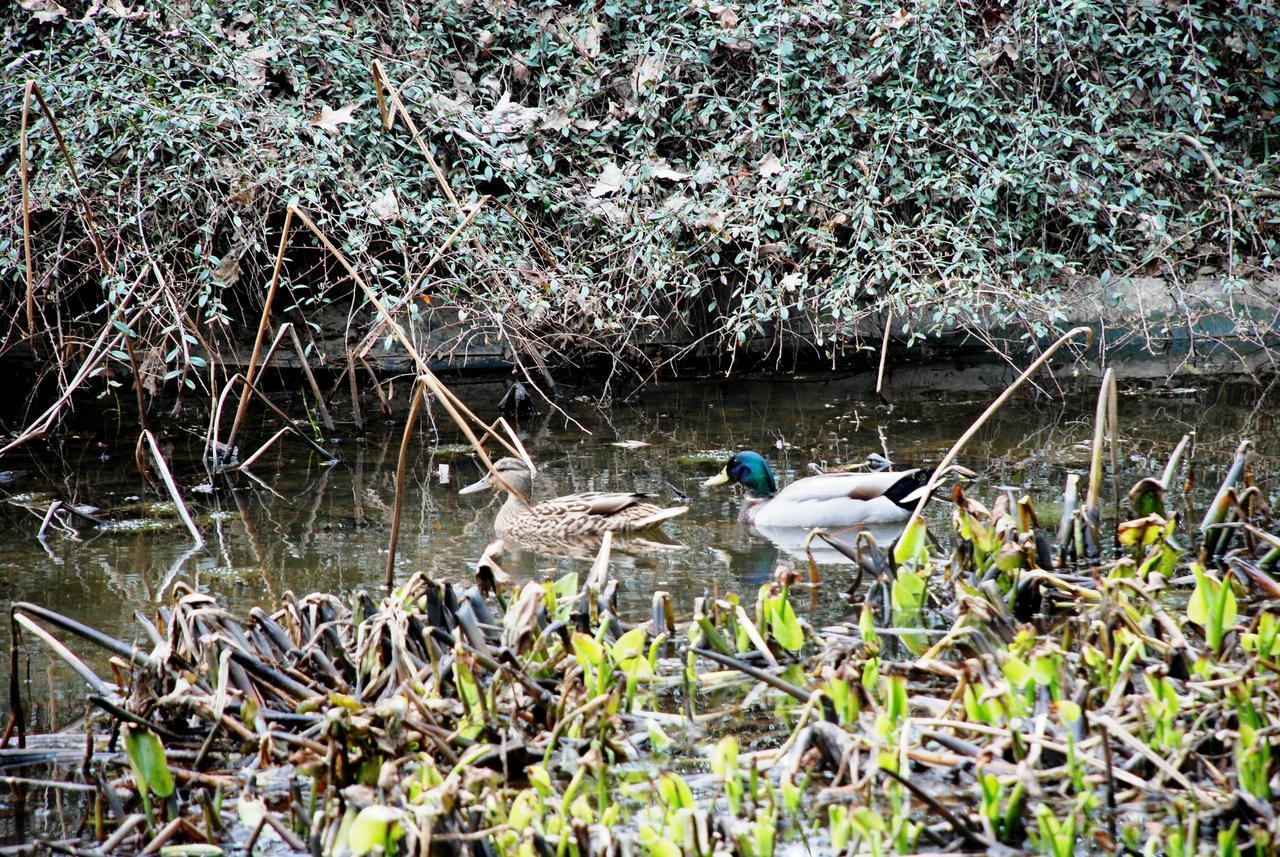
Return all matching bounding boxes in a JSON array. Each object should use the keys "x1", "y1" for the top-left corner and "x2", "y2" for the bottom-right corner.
[
  {"x1": 541, "y1": 491, "x2": 654, "y2": 516},
  {"x1": 532, "y1": 492, "x2": 688, "y2": 529},
  {"x1": 753, "y1": 469, "x2": 925, "y2": 528}
]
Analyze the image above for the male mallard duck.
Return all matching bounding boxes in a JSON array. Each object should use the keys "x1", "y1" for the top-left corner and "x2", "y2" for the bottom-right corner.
[
  {"x1": 460, "y1": 457, "x2": 688, "y2": 537},
  {"x1": 704, "y1": 450, "x2": 931, "y2": 528}
]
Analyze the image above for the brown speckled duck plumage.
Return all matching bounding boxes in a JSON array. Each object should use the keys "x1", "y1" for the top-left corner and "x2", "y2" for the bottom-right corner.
[{"x1": 461, "y1": 457, "x2": 687, "y2": 538}]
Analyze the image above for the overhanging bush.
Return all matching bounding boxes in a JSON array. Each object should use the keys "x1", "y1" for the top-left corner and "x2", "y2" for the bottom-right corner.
[{"x1": 3, "y1": 0, "x2": 1278, "y2": 382}]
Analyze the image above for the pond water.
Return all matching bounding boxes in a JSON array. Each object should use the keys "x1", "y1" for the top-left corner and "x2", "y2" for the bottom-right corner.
[{"x1": 1, "y1": 371, "x2": 1277, "y2": 733}]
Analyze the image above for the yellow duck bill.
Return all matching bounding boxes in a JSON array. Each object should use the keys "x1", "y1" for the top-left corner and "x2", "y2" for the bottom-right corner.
[{"x1": 703, "y1": 468, "x2": 731, "y2": 487}]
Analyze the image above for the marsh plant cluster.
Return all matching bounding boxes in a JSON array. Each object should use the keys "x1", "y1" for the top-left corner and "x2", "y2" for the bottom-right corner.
[{"x1": 7, "y1": 416, "x2": 1280, "y2": 855}]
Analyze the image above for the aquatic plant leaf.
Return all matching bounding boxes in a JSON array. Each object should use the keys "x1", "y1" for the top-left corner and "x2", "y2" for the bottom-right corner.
[
  {"x1": 572, "y1": 631, "x2": 605, "y2": 669},
  {"x1": 349, "y1": 805, "x2": 404, "y2": 856},
  {"x1": 647, "y1": 719, "x2": 673, "y2": 752},
  {"x1": 158, "y1": 846, "x2": 225, "y2": 856},
  {"x1": 611, "y1": 626, "x2": 648, "y2": 663},
  {"x1": 527, "y1": 765, "x2": 555, "y2": 798},
  {"x1": 830, "y1": 805, "x2": 853, "y2": 851},
  {"x1": 1031, "y1": 655, "x2": 1058, "y2": 687},
  {"x1": 1117, "y1": 514, "x2": 1167, "y2": 548},
  {"x1": 890, "y1": 568, "x2": 926, "y2": 612},
  {"x1": 1187, "y1": 564, "x2": 1235, "y2": 640},
  {"x1": 657, "y1": 772, "x2": 695, "y2": 810},
  {"x1": 1003, "y1": 656, "x2": 1031, "y2": 689},
  {"x1": 1128, "y1": 477, "x2": 1167, "y2": 517},
  {"x1": 770, "y1": 595, "x2": 804, "y2": 653},
  {"x1": 852, "y1": 806, "x2": 886, "y2": 832},
  {"x1": 892, "y1": 516, "x2": 928, "y2": 566},
  {"x1": 124, "y1": 726, "x2": 175, "y2": 798},
  {"x1": 507, "y1": 790, "x2": 538, "y2": 833},
  {"x1": 711, "y1": 735, "x2": 738, "y2": 777},
  {"x1": 551, "y1": 572, "x2": 579, "y2": 602},
  {"x1": 638, "y1": 824, "x2": 682, "y2": 857}
]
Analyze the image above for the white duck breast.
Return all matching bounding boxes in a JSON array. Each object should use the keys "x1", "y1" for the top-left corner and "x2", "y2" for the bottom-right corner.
[{"x1": 749, "y1": 469, "x2": 926, "y2": 528}]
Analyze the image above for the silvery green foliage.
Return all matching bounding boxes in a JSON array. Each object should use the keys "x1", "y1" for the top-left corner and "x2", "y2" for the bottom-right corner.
[{"x1": 4, "y1": 0, "x2": 1277, "y2": 372}]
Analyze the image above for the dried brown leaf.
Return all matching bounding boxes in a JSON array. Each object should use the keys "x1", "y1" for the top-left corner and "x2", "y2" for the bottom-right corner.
[{"x1": 311, "y1": 103, "x2": 358, "y2": 133}]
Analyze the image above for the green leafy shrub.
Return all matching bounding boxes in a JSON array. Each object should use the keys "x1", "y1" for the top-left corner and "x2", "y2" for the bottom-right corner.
[{"x1": 4, "y1": 0, "x2": 1278, "y2": 379}]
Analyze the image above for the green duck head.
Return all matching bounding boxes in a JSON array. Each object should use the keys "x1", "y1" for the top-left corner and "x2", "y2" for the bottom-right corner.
[{"x1": 704, "y1": 451, "x2": 778, "y2": 498}]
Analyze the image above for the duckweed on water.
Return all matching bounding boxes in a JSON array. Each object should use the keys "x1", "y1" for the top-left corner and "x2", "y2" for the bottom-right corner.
[{"x1": 5, "y1": 428, "x2": 1279, "y2": 856}]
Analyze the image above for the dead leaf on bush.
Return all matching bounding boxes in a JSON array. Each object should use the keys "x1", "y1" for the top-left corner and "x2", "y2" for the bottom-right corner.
[
  {"x1": 18, "y1": 0, "x2": 67, "y2": 22},
  {"x1": 633, "y1": 55, "x2": 664, "y2": 94},
  {"x1": 235, "y1": 45, "x2": 275, "y2": 90},
  {"x1": 213, "y1": 254, "x2": 241, "y2": 288},
  {"x1": 758, "y1": 153, "x2": 784, "y2": 177},
  {"x1": 576, "y1": 16, "x2": 602, "y2": 57},
  {"x1": 370, "y1": 187, "x2": 401, "y2": 223},
  {"x1": 510, "y1": 58, "x2": 531, "y2": 85},
  {"x1": 650, "y1": 159, "x2": 690, "y2": 181},
  {"x1": 709, "y1": 4, "x2": 739, "y2": 28},
  {"x1": 590, "y1": 162, "x2": 626, "y2": 198},
  {"x1": 885, "y1": 9, "x2": 913, "y2": 28},
  {"x1": 312, "y1": 103, "x2": 357, "y2": 133}
]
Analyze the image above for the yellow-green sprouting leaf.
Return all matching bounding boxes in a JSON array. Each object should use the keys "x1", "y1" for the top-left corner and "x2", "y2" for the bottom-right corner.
[
  {"x1": 508, "y1": 790, "x2": 538, "y2": 832},
  {"x1": 658, "y1": 773, "x2": 695, "y2": 811},
  {"x1": 611, "y1": 626, "x2": 648, "y2": 663},
  {"x1": 551, "y1": 572, "x2": 579, "y2": 601},
  {"x1": 1117, "y1": 514, "x2": 1167, "y2": 548},
  {"x1": 1003, "y1": 656, "x2": 1031, "y2": 689},
  {"x1": 1031, "y1": 655, "x2": 1058, "y2": 687},
  {"x1": 647, "y1": 719, "x2": 673, "y2": 752},
  {"x1": 638, "y1": 824, "x2": 681, "y2": 857},
  {"x1": 893, "y1": 516, "x2": 928, "y2": 566},
  {"x1": 572, "y1": 631, "x2": 605, "y2": 670},
  {"x1": 891, "y1": 568, "x2": 926, "y2": 612},
  {"x1": 711, "y1": 736, "x2": 739, "y2": 777},
  {"x1": 124, "y1": 726, "x2": 175, "y2": 799},
  {"x1": 771, "y1": 594, "x2": 805, "y2": 653},
  {"x1": 852, "y1": 806, "x2": 887, "y2": 833},
  {"x1": 527, "y1": 764, "x2": 555, "y2": 798},
  {"x1": 569, "y1": 794, "x2": 595, "y2": 824},
  {"x1": 348, "y1": 805, "x2": 404, "y2": 857},
  {"x1": 829, "y1": 805, "x2": 853, "y2": 851}
]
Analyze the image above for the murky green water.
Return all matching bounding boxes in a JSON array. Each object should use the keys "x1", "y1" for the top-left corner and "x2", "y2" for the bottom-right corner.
[{"x1": 1, "y1": 372, "x2": 1277, "y2": 733}]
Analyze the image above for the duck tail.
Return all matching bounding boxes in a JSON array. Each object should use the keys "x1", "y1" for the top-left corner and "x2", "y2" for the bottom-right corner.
[
  {"x1": 634, "y1": 505, "x2": 689, "y2": 529},
  {"x1": 890, "y1": 468, "x2": 936, "y2": 508}
]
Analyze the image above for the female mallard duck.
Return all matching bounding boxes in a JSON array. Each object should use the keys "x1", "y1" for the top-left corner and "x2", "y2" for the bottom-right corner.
[
  {"x1": 460, "y1": 457, "x2": 688, "y2": 537},
  {"x1": 704, "y1": 451, "x2": 931, "y2": 528}
]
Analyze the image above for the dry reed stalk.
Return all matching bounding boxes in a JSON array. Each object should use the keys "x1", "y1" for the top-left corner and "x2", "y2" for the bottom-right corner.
[
  {"x1": 18, "y1": 81, "x2": 111, "y2": 332},
  {"x1": 385, "y1": 379, "x2": 427, "y2": 590},
  {"x1": 1084, "y1": 368, "x2": 1117, "y2": 557},
  {"x1": 897, "y1": 326, "x2": 1094, "y2": 543},
  {"x1": 286, "y1": 324, "x2": 335, "y2": 434},
  {"x1": 136, "y1": 430, "x2": 203, "y2": 548},
  {"x1": 226, "y1": 206, "x2": 295, "y2": 458},
  {"x1": 0, "y1": 280, "x2": 157, "y2": 458},
  {"x1": 236, "y1": 428, "x2": 294, "y2": 472},
  {"x1": 286, "y1": 207, "x2": 529, "y2": 497},
  {"x1": 345, "y1": 351, "x2": 364, "y2": 434},
  {"x1": 370, "y1": 60, "x2": 464, "y2": 217},
  {"x1": 354, "y1": 195, "x2": 492, "y2": 360},
  {"x1": 876, "y1": 309, "x2": 893, "y2": 397}
]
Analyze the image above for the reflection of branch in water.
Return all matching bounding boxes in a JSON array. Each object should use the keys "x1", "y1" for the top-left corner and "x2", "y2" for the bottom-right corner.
[
  {"x1": 230, "y1": 484, "x2": 267, "y2": 578},
  {"x1": 297, "y1": 461, "x2": 335, "y2": 544},
  {"x1": 155, "y1": 542, "x2": 203, "y2": 602}
]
